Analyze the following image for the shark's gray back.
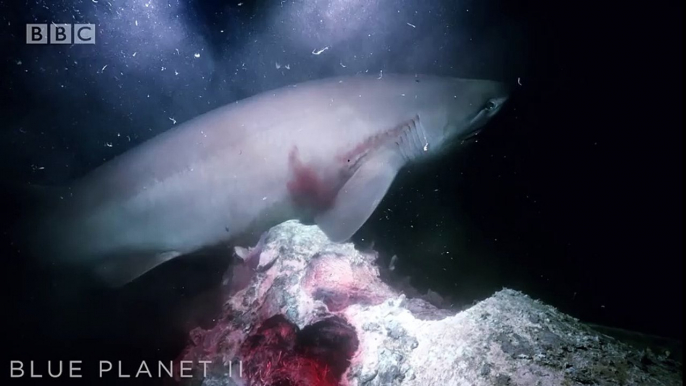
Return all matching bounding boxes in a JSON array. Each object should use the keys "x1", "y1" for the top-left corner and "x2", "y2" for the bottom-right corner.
[{"x1": 62, "y1": 74, "x2": 459, "y2": 216}]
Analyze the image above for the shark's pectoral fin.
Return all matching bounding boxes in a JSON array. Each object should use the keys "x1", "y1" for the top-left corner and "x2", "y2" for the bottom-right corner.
[
  {"x1": 95, "y1": 250, "x2": 182, "y2": 287},
  {"x1": 315, "y1": 148, "x2": 405, "y2": 242}
]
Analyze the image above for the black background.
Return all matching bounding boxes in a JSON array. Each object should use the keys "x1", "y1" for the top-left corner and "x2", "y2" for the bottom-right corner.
[{"x1": 0, "y1": 0, "x2": 682, "y2": 383}]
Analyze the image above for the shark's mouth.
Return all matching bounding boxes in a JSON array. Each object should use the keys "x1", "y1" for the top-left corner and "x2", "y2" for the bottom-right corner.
[{"x1": 461, "y1": 127, "x2": 484, "y2": 142}]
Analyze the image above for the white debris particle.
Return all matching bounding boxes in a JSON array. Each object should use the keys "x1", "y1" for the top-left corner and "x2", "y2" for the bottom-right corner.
[
  {"x1": 105, "y1": 142, "x2": 113, "y2": 147},
  {"x1": 262, "y1": 197, "x2": 267, "y2": 201},
  {"x1": 174, "y1": 70, "x2": 179, "y2": 75},
  {"x1": 16, "y1": 60, "x2": 22, "y2": 65},
  {"x1": 377, "y1": 70, "x2": 383, "y2": 79},
  {"x1": 101, "y1": 64, "x2": 107, "y2": 72},
  {"x1": 175, "y1": 48, "x2": 179, "y2": 54},
  {"x1": 91, "y1": 0, "x2": 98, "y2": 3},
  {"x1": 312, "y1": 46, "x2": 329, "y2": 55},
  {"x1": 194, "y1": 53, "x2": 200, "y2": 58},
  {"x1": 285, "y1": 64, "x2": 290, "y2": 70},
  {"x1": 389, "y1": 255, "x2": 398, "y2": 271},
  {"x1": 339, "y1": 61, "x2": 346, "y2": 67},
  {"x1": 132, "y1": 52, "x2": 137, "y2": 57},
  {"x1": 169, "y1": 117, "x2": 177, "y2": 124},
  {"x1": 161, "y1": 66, "x2": 166, "y2": 71},
  {"x1": 135, "y1": 20, "x2": 138, "y2": 26},
  {"x1": 238, "y1": 2, "x2": 243, "y2": 5},
  {"x1": 423, "y1": 143, "x2": 428, "y2": 151},
  {"x1": 275, "y1": 62, "x2": 281, "y2": 69},
  {"x1": 406, "y1": 22, "x2": 416, "y2": 28}
]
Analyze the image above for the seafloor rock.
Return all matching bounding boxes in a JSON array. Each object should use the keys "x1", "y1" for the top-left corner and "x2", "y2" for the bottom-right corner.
[{"x1": 175, "y1": 220, "x2": 682, "y2": 386}]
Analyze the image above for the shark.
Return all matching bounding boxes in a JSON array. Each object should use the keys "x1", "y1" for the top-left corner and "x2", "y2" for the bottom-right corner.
[{"x1": 22, "y1": 74, "x2": 510, "y2": 286}]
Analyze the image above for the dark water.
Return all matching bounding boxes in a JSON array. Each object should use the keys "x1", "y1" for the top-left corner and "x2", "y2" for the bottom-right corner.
[{"x1": 1, "y1": 0, "x2": 682, "y2": 384}]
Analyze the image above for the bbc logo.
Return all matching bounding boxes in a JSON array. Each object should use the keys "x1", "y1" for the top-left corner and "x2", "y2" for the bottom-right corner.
[{"x1": 26, "y1": 24, "x2": 96, "y2": 44}]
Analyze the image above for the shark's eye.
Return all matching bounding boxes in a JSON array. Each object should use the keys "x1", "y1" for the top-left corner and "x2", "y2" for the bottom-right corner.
[{"x1": 484, "y1": 100, "x2": 497, "y2": 111}]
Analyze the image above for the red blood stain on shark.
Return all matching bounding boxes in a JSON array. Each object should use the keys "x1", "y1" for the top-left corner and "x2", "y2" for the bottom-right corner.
[
  {"x1": 286, "y1": 122, "x2": 408, "y2": 214},
  {"x1": 286, "y1": 147, "x2": 340, "y2": 213},
  {"x1": 286, "y1": 118, "x2": 416, "y2": 220}
]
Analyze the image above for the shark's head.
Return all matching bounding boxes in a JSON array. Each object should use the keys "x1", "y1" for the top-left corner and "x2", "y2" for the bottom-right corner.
[
  {"x1": 456, "y1": 80, "x2": 510, "y2": 140},
  {"x1": 418, "y1": 77, "x2": 510, "y2": 154}
]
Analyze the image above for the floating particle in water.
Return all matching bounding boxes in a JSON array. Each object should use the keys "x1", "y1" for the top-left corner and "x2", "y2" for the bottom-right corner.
[
  {"x1": 312, "y1": 46, "x2": 329, "y2": 55},
  {"x1": 389, "y1": 255, "x2": 398, "y2": 271}
]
